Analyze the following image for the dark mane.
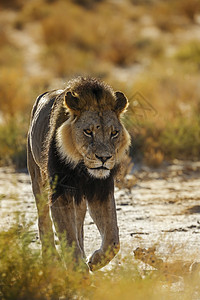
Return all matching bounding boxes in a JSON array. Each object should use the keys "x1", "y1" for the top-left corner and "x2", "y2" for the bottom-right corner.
[
  {"x1": 66, "y1": 77, "x2": 112, "y2": 100},
  {"x1": 48, "y1": 135, "x2": 118, "y2": 205},
  {"x1": 64, "y1": 76, "x2": 116, "y2": 112}
]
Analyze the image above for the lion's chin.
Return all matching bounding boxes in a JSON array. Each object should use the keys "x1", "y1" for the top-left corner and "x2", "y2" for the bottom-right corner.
[{"x1": 87, "y1": 168, "x2": 110, "y2": 179}]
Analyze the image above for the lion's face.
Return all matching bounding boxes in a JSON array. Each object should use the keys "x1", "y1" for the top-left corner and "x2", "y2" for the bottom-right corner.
[
  {"x1": 73, "y1": 110, "x2": 130, "y2": 178},
  {"x1": 57, "y1": 110, "x2": 130, "y2": 179},
  {"x1": 56, "y1": 80, "x2": 130, "y2": 179}
]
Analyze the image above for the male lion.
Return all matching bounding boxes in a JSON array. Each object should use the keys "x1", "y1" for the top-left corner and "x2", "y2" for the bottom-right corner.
[{"x1": 27, "y1": 77, "x2": 130, "y2": 271}]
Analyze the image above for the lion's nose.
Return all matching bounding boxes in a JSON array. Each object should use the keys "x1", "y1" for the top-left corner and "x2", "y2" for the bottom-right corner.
[{"x1": 95, "y1": 154, "x2": 112, "y2": 163}]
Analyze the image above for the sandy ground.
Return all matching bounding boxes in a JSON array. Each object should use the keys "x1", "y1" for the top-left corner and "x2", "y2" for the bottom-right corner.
[{"x1": 0, "y1": 161, "x2": 200, "y2": 266}]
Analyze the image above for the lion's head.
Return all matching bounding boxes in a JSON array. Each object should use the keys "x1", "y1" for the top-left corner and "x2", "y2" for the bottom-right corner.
[{"x1": 56, "y1": 77, "x2": 130, "y2": 179}]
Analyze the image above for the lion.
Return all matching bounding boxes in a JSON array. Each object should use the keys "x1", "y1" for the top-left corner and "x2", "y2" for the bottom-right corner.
[{"x1": 27, "y1": 77, "x2": 130, "y2": 271}]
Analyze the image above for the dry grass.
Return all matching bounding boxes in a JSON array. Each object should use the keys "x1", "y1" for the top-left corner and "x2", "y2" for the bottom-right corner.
[
  {"x1": 0, "y1": 216, "x2": 200, "y2": 300},
  {"x1": 0, "y1": 68, "x2": 30, "y2": 117},
  {"x1": 118, "y1": 59, "x2": 200, "y2": 164},
  {"x1": 38, "y1": 1, "x2": 137, "y2": 76},
  {"x1": 0, "y1": 0, "x2": 25, "y2": 9},
  {"x1": 177, "y1": 0, "x2": 200, "y2": 21}
]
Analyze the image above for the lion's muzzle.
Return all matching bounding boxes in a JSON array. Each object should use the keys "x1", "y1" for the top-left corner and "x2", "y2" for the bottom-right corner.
[
  {"x1": 95, "y1": 154, "x2": 112, "y2": 163},
  {"x1": 85, "y1": 153, "x2": 115, "y2": 179}
]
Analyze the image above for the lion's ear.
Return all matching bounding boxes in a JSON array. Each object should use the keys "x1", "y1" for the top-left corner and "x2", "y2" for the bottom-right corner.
[
  {"x1": 64, "y1": 91, "x2": 80, "y2": 113},
  {"x1": 114, "y1": 91, "x2": 128, "y2": 115}
]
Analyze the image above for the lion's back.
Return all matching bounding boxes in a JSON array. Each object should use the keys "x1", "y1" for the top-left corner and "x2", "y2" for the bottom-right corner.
[{"x1": 28, "y1": 89, "x2": 64, "y2": 166}]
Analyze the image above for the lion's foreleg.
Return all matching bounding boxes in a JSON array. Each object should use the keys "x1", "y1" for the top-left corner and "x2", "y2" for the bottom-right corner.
[
  {"x1": 87, "y1": 195, "x2": 120, "y2": 271},
  {"x1": 50, "y1": 196, "x2": 84, "y2": 262},
  {"x1": 36, "y1": 196, "x2": 58, "y2": 261},
  {"x1": 27, "y1": 145, "x2": 57, "y2": 261},
  {"x1": 74, "y1": 199, "x2": 87, "y2": 258},
  {"x1": 33, "y1": 183, "x2": 57, "y2": 261}
]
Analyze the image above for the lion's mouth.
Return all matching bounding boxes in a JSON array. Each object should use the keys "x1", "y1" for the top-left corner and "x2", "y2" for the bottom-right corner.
[
  {"x1": 87, "y1": 166, "x2": 110, "y2": 179},
  {"x1": 89, "y1": 166, "x2": 109, "y2": 170}
]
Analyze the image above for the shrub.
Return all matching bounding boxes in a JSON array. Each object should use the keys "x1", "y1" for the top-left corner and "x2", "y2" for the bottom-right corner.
[
  {"x1": 0, "y1": 217, "x2": 89, "y2": 300},
  {"x1": 160, "y1": 116, "x2": 200, "y2": 160},
  {"x1": 177, "y1": 0, "x2": 200, "y2": 21},
  {"x1": 175, "y1": 41, "x2": 200, "y2": 66},
  {"x1": 0, "y1": 116, "x2": 28, "y2": 168},
  {"x1": 0, "y1": 0, "x2": 25, "y2": 9},
  {"x1": 0, "y1": 68, "x2": 30, "y2": 117}
]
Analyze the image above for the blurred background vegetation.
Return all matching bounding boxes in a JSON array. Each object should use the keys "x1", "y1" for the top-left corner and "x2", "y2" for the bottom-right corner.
[{"x1": 0, "y1": 0, "x2": 200, "y2": 168}]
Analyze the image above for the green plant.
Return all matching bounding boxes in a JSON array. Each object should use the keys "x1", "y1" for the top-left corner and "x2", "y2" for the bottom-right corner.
[
  {"x1": 160, "y1": 116, "x2": 200, "y2": 160},
  {"x1": 0, "y1": 116, "x2": 28, "y2": 168},
  {"x1": 175, "y1": 41, "x2": 200, "y2": 66}
]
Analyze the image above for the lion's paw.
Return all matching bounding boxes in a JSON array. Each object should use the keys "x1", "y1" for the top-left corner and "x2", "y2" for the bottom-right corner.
[{"x1": 88, "y1": 249, "x2": 106, "y2": 272}]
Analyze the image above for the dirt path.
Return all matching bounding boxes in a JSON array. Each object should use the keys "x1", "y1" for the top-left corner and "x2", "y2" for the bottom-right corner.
[{"x1": 0, "y1": 161, "x2": 200, "y2": 265}]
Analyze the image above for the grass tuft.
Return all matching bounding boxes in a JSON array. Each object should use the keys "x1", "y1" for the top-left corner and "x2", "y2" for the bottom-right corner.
[{"x1": 0, "y1": 216, "x2": 200, "y2": 300}]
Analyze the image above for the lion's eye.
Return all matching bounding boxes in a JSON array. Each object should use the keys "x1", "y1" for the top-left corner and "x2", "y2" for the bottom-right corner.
[
  {"x1": 111, "y1": 130, "x2": 119, "y2": 138},
  {"x1": 84, "y1": 129, "x2": 93, "y2": 137}
]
